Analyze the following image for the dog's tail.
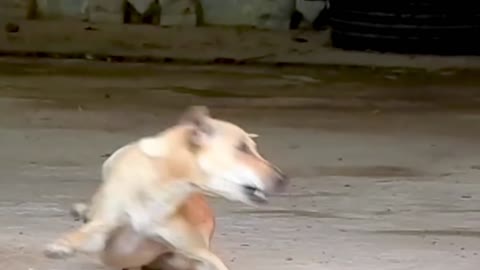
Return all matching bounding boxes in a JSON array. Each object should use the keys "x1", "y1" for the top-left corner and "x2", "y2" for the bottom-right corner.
[{"x1": 70, "y1": 202, "x2": 90, "y2": 223}]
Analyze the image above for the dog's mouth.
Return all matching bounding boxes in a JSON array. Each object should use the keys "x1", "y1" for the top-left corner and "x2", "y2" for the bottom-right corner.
[
  {"x1": 197, "y1": 182, "x2": 268, "y2": 204},
  {"x1": 242, "y1": 185, "x2": 268, "y2": 204}
]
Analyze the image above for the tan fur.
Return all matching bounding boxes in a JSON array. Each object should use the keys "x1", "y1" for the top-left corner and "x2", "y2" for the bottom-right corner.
[{"x1": 44, "y1": 106, "x2": 288, "y2": 270}]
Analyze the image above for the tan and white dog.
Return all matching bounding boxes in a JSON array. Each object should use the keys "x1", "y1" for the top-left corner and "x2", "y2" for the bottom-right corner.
[{"x1": 44, "y1": 106, "x2": 288, "y2": 270}]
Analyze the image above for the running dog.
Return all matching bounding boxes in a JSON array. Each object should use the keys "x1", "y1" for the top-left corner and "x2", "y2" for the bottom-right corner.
[{"x1": 44, "y1": 106, "x2": 288, "y2": 270}]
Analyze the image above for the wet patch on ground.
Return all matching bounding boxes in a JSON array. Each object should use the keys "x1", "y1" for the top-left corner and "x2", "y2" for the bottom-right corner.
[
  {"x1": 370, "y1": 229, "x2": 480, "y2": 238},
  {"x1": 314, "y1": 165, "x2": 424, "y2": 178},
  {"x1": 434, "y1": 209, "x2": 480, "y2": 214},
  {"x1": 273, "y1": 191, "x2": 348, "y2": 198},
  {"x1": 232, "y1": 209, "x2": 365, "y2": 220},
  {"x1": 170, "y1": 86, "x2": 270, "y2": 98},
  {"x1": 3, "y1": 59, "x2": 480, "y2": 114}
]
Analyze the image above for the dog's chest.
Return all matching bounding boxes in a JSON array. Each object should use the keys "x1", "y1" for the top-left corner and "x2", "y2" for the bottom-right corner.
[{"x1": 124, "y1": 181, "x2": 196, "y2": 234}]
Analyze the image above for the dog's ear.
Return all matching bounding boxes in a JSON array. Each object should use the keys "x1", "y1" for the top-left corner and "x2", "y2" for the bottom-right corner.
[
  {"x1": 179, "y1": 106, "x2": 213, "y2": 148},
  {"x1": 179, "y1": 106, "x2": 210, "y2": 126},
  {"x1": 248, "y1": 133, "x2": 259, "y2": 139}
]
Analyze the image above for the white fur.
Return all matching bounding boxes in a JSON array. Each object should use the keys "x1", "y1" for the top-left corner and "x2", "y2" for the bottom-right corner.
[
  {"x1": 138, "y1": 136, "x2": 167, "y2": 157},
  {"x1": 126, "y1": 181, "x2": 196, "y2": 233}
]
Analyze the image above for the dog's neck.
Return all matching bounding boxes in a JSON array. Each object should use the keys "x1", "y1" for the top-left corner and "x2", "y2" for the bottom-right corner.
[{"x1": 139, "y1": 126, "x2": 206, "y2": 187}]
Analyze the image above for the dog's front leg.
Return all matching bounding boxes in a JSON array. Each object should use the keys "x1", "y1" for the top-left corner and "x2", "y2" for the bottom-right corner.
[{"x1": 44, "y1": 218, "x2": 117, "y2": 259}]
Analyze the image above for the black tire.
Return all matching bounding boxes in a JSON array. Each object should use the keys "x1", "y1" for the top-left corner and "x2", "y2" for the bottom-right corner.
[{"x1": 329, "y1": 0, "x2": 480, "y2": 55}]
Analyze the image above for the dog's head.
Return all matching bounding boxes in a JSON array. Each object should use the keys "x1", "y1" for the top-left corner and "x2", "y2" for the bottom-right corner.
[{"x1": 178, "y1": 106, "x2": 288, "y2": 206}]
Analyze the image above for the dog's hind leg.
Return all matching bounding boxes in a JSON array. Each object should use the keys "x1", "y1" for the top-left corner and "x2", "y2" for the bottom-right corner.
[
  {"x1": 148, "y1": 221, "x2": 228, "y2": 270},
  {"x1": 44, "y1": 218, "x2": 119, "y2": 259},
  {"x1": 188, "y1": 249, "x2": 228, "y2": 270},
  {"x1": 144, "y1": 252, "x2": 198, "y2": 270},
  {"x1": 44, "y1": 189, "x2": 121, "y2": 259}
]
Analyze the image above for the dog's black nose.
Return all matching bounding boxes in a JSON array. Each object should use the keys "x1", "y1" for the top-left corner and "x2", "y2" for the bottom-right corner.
[{"x1": 273, "y1": 170, "x2": 289, "y2": 192}]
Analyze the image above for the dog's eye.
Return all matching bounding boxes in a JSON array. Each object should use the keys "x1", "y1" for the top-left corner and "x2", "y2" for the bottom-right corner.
[{"x1": 237, "y1": 142, "x2": 250, "y2": 154}]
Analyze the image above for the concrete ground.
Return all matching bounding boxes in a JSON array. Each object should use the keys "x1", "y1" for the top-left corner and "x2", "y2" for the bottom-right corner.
[{"x1": 0, "y1": 58, "x2": 480, "y2": 270}]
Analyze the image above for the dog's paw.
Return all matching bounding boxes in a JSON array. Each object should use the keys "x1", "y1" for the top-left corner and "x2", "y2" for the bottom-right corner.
[{"x1": 44, "y1": 241, "x2": 74, "y2": 259}]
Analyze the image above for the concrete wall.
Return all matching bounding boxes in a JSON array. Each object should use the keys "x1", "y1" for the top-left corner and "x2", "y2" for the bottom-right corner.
[
  {"x1": 201, "y1": 0, "x2": 294, "y2": 29},
  {"x1": 1, "y1": 0, "x2": 326, "y2": 30},
  {"x1": 0, "y1": 0, "x2": 26, "y2": 19}
]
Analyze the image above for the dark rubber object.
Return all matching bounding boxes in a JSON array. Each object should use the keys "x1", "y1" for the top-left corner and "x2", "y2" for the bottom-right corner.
[
  {"x1": 329, "y1": 0, "x2": 480, "y2": 55},
  {"x1": 290, "y1": 10, "x2": 304, "y2": 29}
]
